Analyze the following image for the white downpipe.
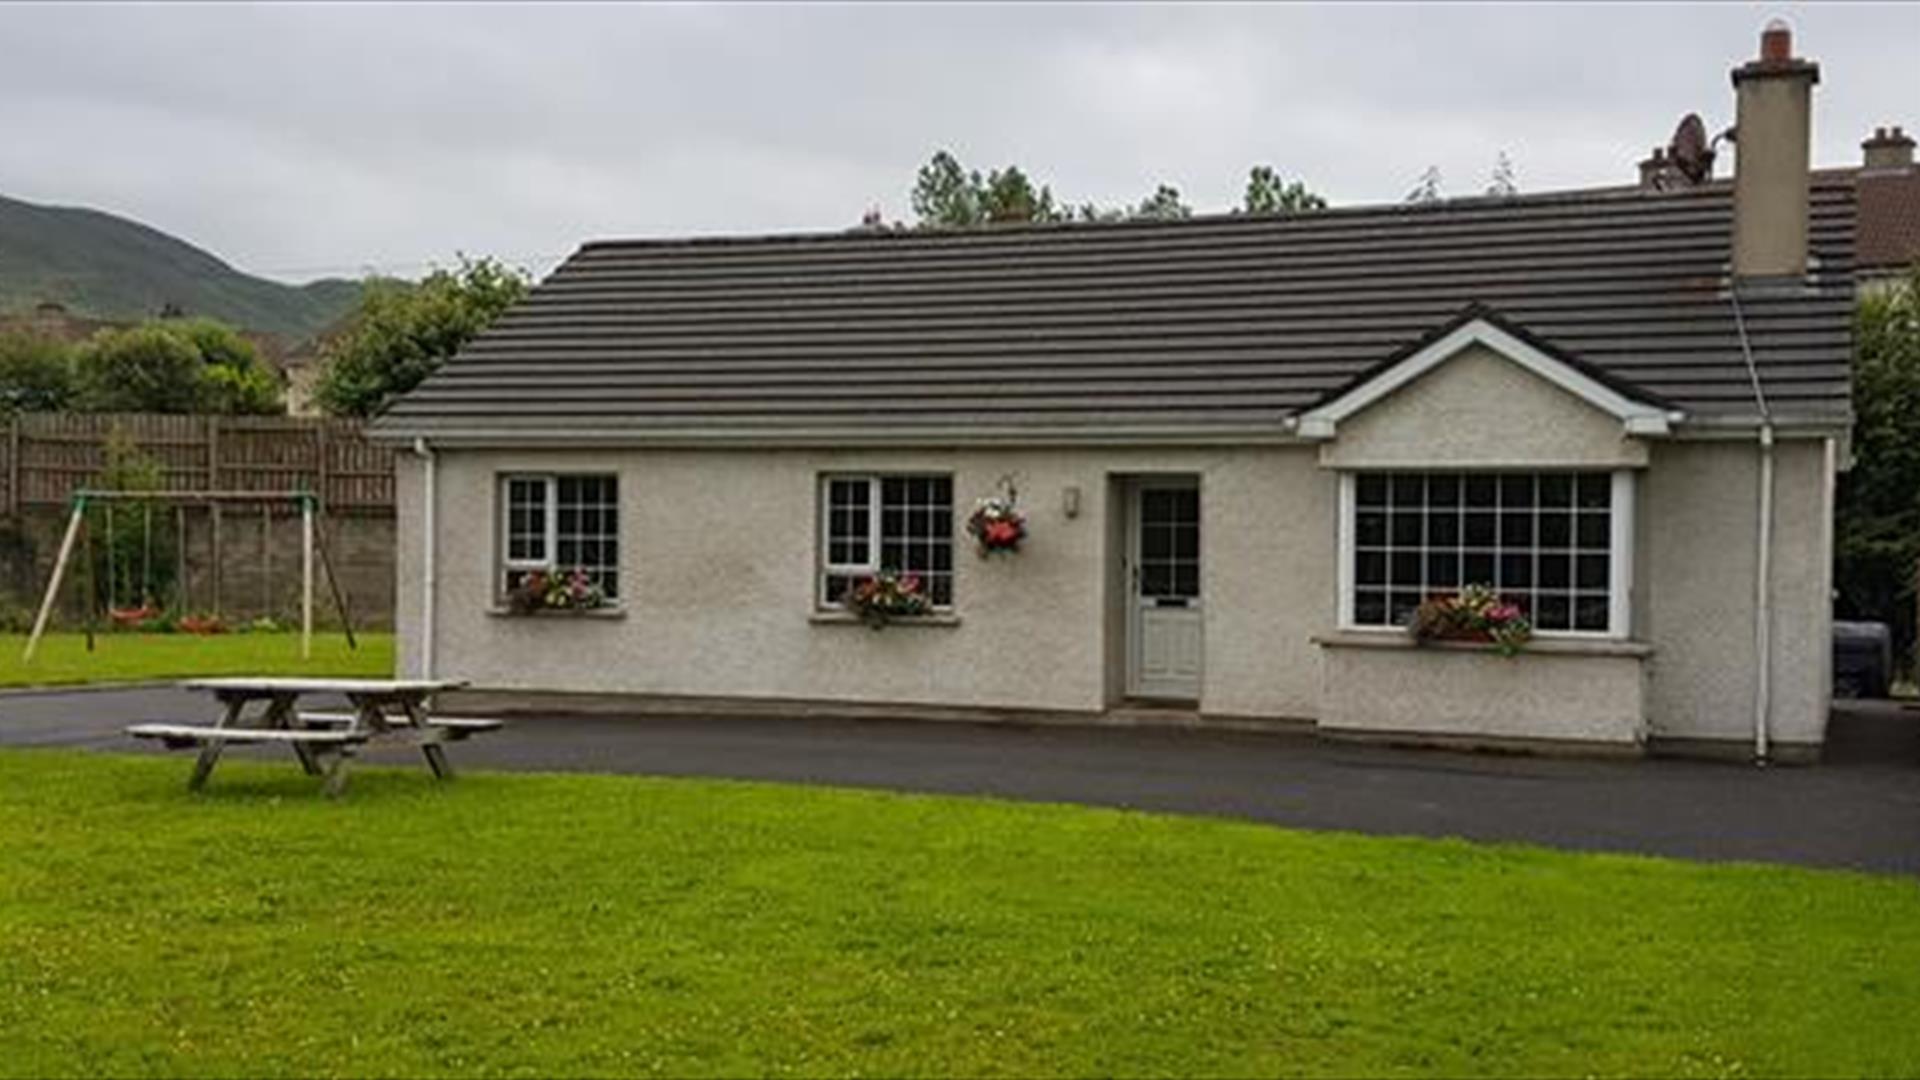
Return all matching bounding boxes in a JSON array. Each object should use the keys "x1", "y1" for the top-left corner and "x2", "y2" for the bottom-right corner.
[
  {"x1": 1730, "y1": 287, "x2": 1774, "y2": 766},
  {"x1": 412, "y1": 437, "x2": 437, "y2": 681},
  {"x1": 1754, "y1": 423, "x2": 1775, "y2": 763}
]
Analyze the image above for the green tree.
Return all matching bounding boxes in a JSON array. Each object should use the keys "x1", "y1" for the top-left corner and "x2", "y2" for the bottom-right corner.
[
  {"x1": 0, "y1": 332, "x2": 75, "y2": 413},
  {"x1": 911, "y1": 151, "x2": 981, "y2": 229},
  {"x1": 1836, "y1": 267, "x2": 1920, "y2": 677},
  {"x1": 980, "y1": 166, "x2": 1062, "y2": 225},
  {"x1": 1242, "y1": 166, "x2": 1328, "y2": 215},
  {"x1": 907, "y1": 150, "x2": 1328, "y2": 228},
  {"x1": 314, "y1": 257, "x2": 529, "y2": 418},
  {"x1": 170, "y1": 318, "x2": 281, "y2": 415},
  {"x1": 70, "y1": 318, "x2": 281, "y2": 415},
  {"x1": 911, "y1": 152, "x2": 1067, "y2": 228},
  {"x1": 73, "y1": 326, "x2": 205, "y2": 413},
  {"x1": 1133, "y1": 184, "x2": 1193, "y2": 221}
]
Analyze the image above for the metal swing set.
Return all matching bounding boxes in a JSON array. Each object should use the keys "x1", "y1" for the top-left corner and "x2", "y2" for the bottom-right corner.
[{"x1": 20, "y1": 489, "x2": 358, "y2": 664}]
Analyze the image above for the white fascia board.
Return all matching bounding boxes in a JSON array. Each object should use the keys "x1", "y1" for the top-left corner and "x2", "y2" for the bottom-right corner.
[{"x1": 1295, "y1": 319, "x2": 1674, "y2": 439}]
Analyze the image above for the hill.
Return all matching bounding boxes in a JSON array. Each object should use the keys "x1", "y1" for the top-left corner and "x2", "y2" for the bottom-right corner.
[{"x1": 0, "y1": 192, "x2": 360, "y2": 341}]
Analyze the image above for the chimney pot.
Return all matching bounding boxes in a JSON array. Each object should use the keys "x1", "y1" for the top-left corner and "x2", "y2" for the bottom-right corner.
[{"x1": 1760, "y1": 20, "x2": 1793, "y2": 63}]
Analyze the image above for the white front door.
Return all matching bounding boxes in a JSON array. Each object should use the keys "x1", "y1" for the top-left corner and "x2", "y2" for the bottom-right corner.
[{"x1": 1127, "y1": 480, "x2": 1202, "y2": 701}]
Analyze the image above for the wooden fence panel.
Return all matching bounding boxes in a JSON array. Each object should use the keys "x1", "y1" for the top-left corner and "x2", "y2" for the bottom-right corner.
[{"x1": 1, "y1": 413, "x2": 394, "y2": 513}]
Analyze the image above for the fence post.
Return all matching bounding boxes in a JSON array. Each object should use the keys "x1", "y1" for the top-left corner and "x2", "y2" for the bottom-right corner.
[
  {"x1": 208, "y1": 416, "x2": 222, "y2": 613},
  {"x1": 4, "y1": 413, "x2": 17, "y2": 516},
  {"x1": 315, "y1": 422, "x2": 331, "y2": 509}
]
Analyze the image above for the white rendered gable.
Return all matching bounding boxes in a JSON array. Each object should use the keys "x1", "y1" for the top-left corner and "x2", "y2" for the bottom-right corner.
[{"x1": 1295, "y1": 318, "x2": 1680, "y2": 441}]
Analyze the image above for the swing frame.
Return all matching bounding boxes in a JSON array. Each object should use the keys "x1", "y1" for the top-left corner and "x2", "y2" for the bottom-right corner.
[{"x1": 20, "y1": 490, "x2": 357, "y2": 664}]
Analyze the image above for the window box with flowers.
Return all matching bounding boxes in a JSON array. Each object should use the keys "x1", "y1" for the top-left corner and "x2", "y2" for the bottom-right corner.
[
  {"x1": 1408, "y1": 584, "x2": 1533, "y2": 656},
  {"x1": 838, "y1": 569, "x2": 939, "y2": 630},
  {"x1": 503, "y1": 567, "x2": 611, "y2": 615}
]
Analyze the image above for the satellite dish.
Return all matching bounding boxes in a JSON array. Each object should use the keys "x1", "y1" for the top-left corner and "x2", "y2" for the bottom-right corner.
[{"x1": 1668, "y1": 113, "x2": 1716, "y2": 185}]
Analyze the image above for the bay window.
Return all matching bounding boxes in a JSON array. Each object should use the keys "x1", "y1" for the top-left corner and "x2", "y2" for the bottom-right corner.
[{"x1": 1340, "y1": 470, "x2": 1632, "y2": 636}]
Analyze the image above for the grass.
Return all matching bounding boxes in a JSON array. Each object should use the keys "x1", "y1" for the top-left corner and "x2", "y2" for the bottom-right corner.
[
  {"x1": 0, "y1": 633, "x2": 393, "y2": 689},
  {"x1": 0, "y1": 751, "x2": 1917, "y2": 1077}
]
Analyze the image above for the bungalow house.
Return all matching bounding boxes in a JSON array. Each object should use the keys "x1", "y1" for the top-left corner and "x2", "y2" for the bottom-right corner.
[{"x1": 372, "y1": 25, "x2": 1854, "y2": 761}]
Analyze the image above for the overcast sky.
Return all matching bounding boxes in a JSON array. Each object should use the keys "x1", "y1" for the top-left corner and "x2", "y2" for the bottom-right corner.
[{"x1": 2, "y1": 2, "x2": 1914, "y2": 284}]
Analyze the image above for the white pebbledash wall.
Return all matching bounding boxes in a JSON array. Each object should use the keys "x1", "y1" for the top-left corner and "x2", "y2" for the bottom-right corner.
[
  {"x1": 397, "y1": 445, "x2": 1336, "y2": 719},
  {"x1": 392, "y1": 349, "x2": 1837, "y2": 755}
]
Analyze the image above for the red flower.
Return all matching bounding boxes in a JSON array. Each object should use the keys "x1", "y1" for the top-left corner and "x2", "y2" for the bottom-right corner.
[{"x1": 984, "y1": 520, "x2": 1021, "y2": 546}]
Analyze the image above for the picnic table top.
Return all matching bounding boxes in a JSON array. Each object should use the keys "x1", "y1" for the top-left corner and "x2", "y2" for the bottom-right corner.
[{"x1": 180, "y1": 677, "x2": 469, "y2": 695}]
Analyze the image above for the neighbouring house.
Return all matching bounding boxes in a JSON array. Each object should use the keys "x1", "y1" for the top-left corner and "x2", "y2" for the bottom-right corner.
[
  {"x1": 280, "y1": 339, "x2": 325, "y2": 417},
  {"x1": 372, "y1": 24, "x2": 1855, "y2": 760},
  {"x1": 1854, "y1": 126, "x2": 1920, "y2": 289}
]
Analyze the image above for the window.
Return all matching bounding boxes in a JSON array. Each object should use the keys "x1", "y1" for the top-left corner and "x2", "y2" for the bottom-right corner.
[
  {"x1": 1137, "y1": 486, "x2": 1200, "y2": 600},
  {"x1": 821, "y1": 475, "x2": 954, "y2": 607},
  {"x1": 499, "y1": 474, "x2": 619, "y2": 599},
  {"x1": 1343, "y1": 470, "x2": 1630, "y2": 635}
]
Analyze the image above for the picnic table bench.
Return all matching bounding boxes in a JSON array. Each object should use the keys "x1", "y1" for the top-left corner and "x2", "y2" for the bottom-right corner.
[{"x1": 128, "y1": 677, "x2": 483, "y2": 796}]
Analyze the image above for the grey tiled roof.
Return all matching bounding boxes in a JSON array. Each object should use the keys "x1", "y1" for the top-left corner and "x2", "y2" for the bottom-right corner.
[{"x1": 374, "y1": 178, "x2": 1855, "y2": 440}]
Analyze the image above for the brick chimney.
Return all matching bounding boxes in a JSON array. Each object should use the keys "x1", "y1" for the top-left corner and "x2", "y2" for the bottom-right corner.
[
  {"x1": 1862, "y1": 126, "x2": 1916, "y2": 173},
  {"x1": 1730, "y1": 19, "x2": 1819, "y2": 282}
]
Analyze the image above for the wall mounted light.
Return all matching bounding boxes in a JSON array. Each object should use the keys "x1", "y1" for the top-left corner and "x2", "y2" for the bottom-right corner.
[{"x1": 1062, "y1": 485, "x2": 1082, "y2": 519}]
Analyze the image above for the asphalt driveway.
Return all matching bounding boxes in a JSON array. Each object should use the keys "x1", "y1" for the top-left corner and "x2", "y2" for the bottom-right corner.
[{"x1": 3, "y1": 684, "x2": 1917, "y2": 875}]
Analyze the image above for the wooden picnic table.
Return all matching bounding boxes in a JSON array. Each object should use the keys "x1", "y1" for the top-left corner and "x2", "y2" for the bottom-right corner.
[{"x1": 129, "y1": 677, "x2": 483, "y2": 796}]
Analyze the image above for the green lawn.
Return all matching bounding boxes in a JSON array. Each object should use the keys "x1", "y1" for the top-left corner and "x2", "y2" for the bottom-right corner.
[
  {"x1": 0, "y1": 633, "x2": 392, "y2": 688},
  {"x1": 1, "y1": 751, "x2": 1917, "y2": 1077}
]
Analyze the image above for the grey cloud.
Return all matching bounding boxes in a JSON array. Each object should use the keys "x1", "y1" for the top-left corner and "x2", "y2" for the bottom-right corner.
[{"x1": 0, "y1": 2, "x2": 1912, "y2": 283}]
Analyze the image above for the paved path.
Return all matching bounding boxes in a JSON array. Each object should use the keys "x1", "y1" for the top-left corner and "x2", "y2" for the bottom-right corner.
[{"x1": 4, "y1": 685, "x2": 1918, "y2": 874}]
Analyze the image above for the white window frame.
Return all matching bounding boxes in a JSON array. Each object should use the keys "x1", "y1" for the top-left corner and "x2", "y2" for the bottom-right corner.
[
  {"x1": 497, "y1": 472, "x2": 620, "y2": 599},
  {"x1": 821, "y1": 476, "x2": 880, "y2": 604},
  {"x1": 817, "y1": 473, "x2": 954, "y2": 610},
  {"x1": 501, "y1": 474, "x2": 556, "y2": 576},
  {"x1": 1335, "y1": 468, "x2": 1636, "y2": 639}
]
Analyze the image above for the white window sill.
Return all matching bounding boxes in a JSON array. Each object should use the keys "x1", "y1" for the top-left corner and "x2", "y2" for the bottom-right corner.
[
  {"x1": 1313, "y1": 629, "x2": 1652, "y2": 658},
  {"x1": 809, "y1": 611, "x2": 963, "y2": 628},
  {"x1": 486, "y1": 606, "x2": 628, "y2": 620}
]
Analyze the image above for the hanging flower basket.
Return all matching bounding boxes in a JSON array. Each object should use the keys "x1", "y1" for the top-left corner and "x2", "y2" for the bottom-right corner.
[
  {"x1": 1409, "y1": 584, "x2": 1532, "y2": 657},
  {"x1": 842, "y1": 569, "x2": 933, "y2": 629},
  {"x1": 507, "y1": 567, "x2": 607, "y2": 615},
  {"x1": 966, "y1": 493, "x2": 1028, "y2": 557}
]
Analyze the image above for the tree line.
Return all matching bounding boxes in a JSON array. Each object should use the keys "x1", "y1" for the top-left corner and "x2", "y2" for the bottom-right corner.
[
  {"x1": 0, "y1": 317, "x2": 282, "y2": 416},
  {"x1": 895, "y1": 151, "x2": 1326, "y2": 229},
  {"x1": 0, "y1": 257, "x2": 529, "y2": 422}
]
